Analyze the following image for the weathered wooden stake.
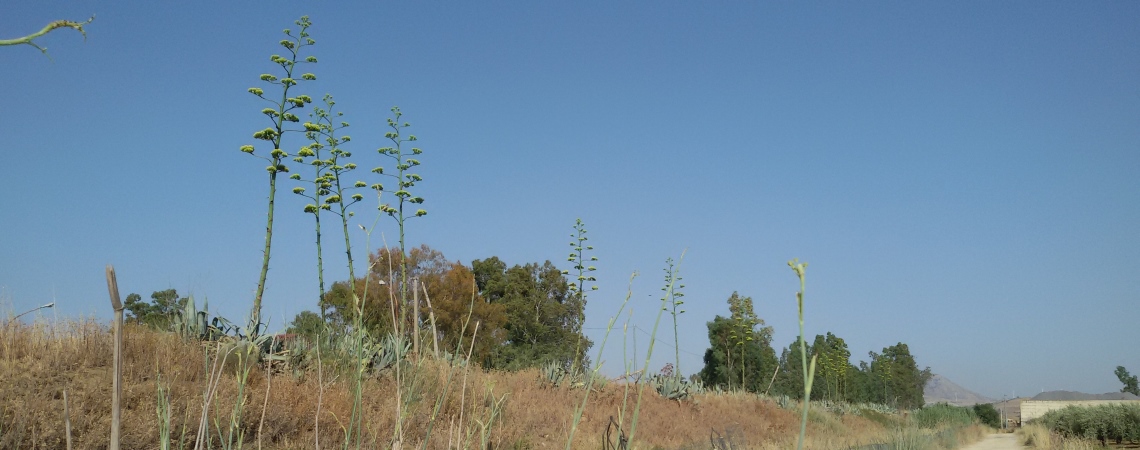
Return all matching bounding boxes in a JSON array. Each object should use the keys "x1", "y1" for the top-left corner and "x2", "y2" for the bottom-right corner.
[
  {"x1": 422, "y1": 282, "x2": 440, "y2": 359},
  {"x1": 64, "y1": 389, "x2": 73, "y2": 450},
  {"x1": 412, "y1": 278, "x2": 420, "y2": 358},
  {"x1": 105, "y1": 265, "x2": 123, "y2": 450}
]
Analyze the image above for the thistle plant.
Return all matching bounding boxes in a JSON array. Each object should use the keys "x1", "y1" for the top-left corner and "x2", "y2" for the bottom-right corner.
[
  {"x1": 239, "y1": 16, "x2": 317, "y2": 335},
  {"x1": 662, "y1": 257, "x2": 685, "y2": 378},
  {"x1": 788, "y1": 258, "x2": 816, "y2": 450},
  {"x1": 562, "y1": 218, "x2": 597, "y2": 372},
  {"x1": 290, "y1": 94, "x2": 365, "y2": 319},
  {"x1": 375, "y1": 106, "x2": 425, "y2": 328}
]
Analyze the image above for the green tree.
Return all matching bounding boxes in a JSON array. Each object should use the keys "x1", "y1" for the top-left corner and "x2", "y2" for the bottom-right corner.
[
  {"x1": 698, "y1": 313, "x2": 777, "y2": 392},
  {"x1": 239, "y1": 16, "x2": 318, "y2": 334},
  {"x1": 471, "y1": 257, "x2": 590, "y2": 370},
  {"x1": 813, "y1": 332, "x2": 852, "y2": 401},
  {"x1": 1116, "y1": 366, "x2": 1140, "y2": 396},
  {"x1": 844, "y1": 360, "x2": 878, "y2": 404},
  {"x1": 772, "y1": 337, "x2": 825, "y2": 399},
  {"x1": 973, "y1": 403, "x2": 1001, "y2": 428},
  {"x1": 286, "y1": 310, "x2": 326, "y2": 341},
  {"x1": 422, "y1": 262, "x2": 507, "y2": 366},
  {"x1": 123, "y1": 289, "x2": 188, "y2": 329},
  {"x1": 727, "y1": 292, "x2": 761, "y2": 388},
  {"x1": 323, "y1": 244, "x2": 448, "y2": 336},
  {"x1": 868, "y1": 343, "x2": 931, "y2": 409}
]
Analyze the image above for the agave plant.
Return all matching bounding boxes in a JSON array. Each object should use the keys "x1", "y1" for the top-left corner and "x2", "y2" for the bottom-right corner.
[
  {"x1": 170, "y1": 297, "x2": 236, "y2": 341},
  {"x1": 374, "y1": 332, "x2": 411, "y2": 372},
  {"x1": 541, "y1": 360, "x2": 568, "y2": 387},
  {"x1": 648, "y1": 374, "x2": 694, "y2": 401}
]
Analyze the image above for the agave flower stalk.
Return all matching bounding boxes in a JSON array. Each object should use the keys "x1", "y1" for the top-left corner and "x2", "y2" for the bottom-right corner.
[
  {"x1": 375, "y1": 106, "x2": 426, "y2": 334},
  {"x1": 628, "y1": 250, "x2": 685, "y2": 444},
  {"x1": 297, "y1": 97, "x2": 371, "y2": 450},
  {"x1": 562, "y1": 218, "x2": 597, "y2": 372},
  {"x1": 291, "y1": 95, "x2": 362, "y2": 320},
  {"x1": 664, "y1": 257, "x2": 685, "y2": 378},
  {"x1": 788, "y1": 258, "x2": 816, "y2": 450},
  {"x1": 240, "y1": 16, "x2": 318, "y2": 335},
  {"x1": 0, "y1": 15, "x2": 94, "y2": 55},
  {"x1": 728, "y1": 293, "x2": 759, "y2": 390},
  {"x1": 565, "y1": 272, "x2": 635, "y2": 450}
]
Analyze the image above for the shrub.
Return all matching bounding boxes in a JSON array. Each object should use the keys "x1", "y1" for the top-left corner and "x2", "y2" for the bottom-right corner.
[
  {"x1": 973, "y1": 403, "x2": 1001, "y2": 428},
  {"x1": 1037, "y1": 403, "x2": 1140, "y2": 444},
  {"x1": 912, "y1": 402, "x2": 976, "y2": 429}
]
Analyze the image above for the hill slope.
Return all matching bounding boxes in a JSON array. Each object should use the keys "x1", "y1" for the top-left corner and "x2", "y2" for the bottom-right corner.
[{"x1": 924, "y1": 374, "x2": 996, "y2": 406}]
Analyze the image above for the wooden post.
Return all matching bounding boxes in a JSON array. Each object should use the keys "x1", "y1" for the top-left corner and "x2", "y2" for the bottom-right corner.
[
  {"x1": 421, "y1": 282, "x2": 439, "y2": 359},
  {"x1": 105, "y1": 265, "x2": 123, "y2": 450},
  {"x1": 64, "y1": 389, "x2": 73, "y2": 450},
  {"x1": 412, "y1": 278, "x2": 420, "y2": 357}
]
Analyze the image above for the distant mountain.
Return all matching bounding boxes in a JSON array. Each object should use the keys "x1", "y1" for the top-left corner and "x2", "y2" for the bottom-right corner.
[
  {"x1": 1031, "y1": 390, "x2": 1140, "y2": 401},
  {"x1": 924, "y1": 374, "x2": 996, "y2": 406}
]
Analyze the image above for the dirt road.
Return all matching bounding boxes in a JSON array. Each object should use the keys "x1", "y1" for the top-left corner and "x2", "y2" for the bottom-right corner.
[{"x1": 960, "y1": 433, "x2": 1022, "y2": 450}]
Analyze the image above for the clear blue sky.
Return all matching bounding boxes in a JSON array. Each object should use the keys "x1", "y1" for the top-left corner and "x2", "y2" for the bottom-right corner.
[{"x1": 3, "y1": 2, "x2": 1137, "y2": 400}]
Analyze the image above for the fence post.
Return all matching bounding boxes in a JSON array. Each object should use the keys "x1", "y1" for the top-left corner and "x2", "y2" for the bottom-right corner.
[
  {"x1": 105, "y1": 265, "x2": 124, "y2": 450},
  {"x1": 64, "y1": 389, "x2": 73, "y2": 450},
  {"x1": 412, "y1": 278, "x2": 420, "y2": 358}
]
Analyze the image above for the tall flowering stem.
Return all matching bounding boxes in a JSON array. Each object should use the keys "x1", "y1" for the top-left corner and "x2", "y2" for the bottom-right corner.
[
  {"x1": 788, "y1": 258, "x2": 816, "y2": 450},
  {"x1": 239, "y1": 16, "x2": 318, "y2": 335},
  {"x1": 291, "y1": 95, "x2": 363, "y2": 319},
  {"x1": 664, "y1": 257, "x2": 685, "y2": 378},
  {"x1": 375, "y1": 107, "x2": 426, "y2": 333},
  {"x1": 563, "y1": 218, "x2": 597, "y2": 371}
]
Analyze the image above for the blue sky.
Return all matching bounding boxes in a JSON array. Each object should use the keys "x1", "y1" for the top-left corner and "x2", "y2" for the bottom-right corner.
[{"x1": 2, "y1": 2, "x2": 1137, "y2": 400}]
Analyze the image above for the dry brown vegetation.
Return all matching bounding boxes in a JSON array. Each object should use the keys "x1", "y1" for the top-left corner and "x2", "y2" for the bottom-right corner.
[
  {"x1": 1018, "y1": 424, "x2": 1105, "y2": 450},
  {"x1": 2, "y1": 319, "x2": 906, "y2": 449}
]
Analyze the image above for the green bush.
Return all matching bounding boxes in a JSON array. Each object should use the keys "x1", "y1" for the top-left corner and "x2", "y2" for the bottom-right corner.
[
  {"x1": 1037, "y1": 403, "x2": 1140, "y2": 444},
  {"x1": 973, "y1": 403, "x2": 1001, "y2": 428},
  {"x1": 912, "y1": 403, "x2": 976, "y2": 429}
]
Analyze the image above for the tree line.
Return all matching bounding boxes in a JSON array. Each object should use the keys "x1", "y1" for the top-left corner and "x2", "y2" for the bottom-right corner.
[
  {"x1": 124, "y1": 245, "x2": 931, "y2": 408},
  {"x1": 696, "y1": 291, "x2": 932, "y2": 409},
  {"x1": 125, "y1": 244, "x2": 591, "y2": 372},
  {"x1": 315, "y1": 244, "x2": 590, "y2": 371}
]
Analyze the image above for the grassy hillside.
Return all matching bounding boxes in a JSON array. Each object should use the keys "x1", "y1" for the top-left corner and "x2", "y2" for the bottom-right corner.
[{"x1": 1, "y1": 319, "x2": 984, "y2": 449}]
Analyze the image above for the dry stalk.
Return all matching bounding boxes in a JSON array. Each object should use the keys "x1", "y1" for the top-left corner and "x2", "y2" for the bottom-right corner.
[
  {"x1": 257, "y1": 337, "x2": 276, "y2": 450},
  {"x1": 421, "y1": 282, "x2": 440, "y2": 358},
  {"x1": 315, "y1": 342, "x2": 322, "y2": 450},
  {"x1": 195, "y1": 343, "x2": 236, "y2": 450},
  {"x1": 64, "y1": 389, "x2": 73, "y2": 450},
  {"x1": 457, "y1": 321, "x2": 480, "y2": 448},
  {"x1": 764, "y1": 365, "x2": 780, "y2": 396},
  {"x1": 413, "y1": 278, "x2": 420, "y2": 358}
]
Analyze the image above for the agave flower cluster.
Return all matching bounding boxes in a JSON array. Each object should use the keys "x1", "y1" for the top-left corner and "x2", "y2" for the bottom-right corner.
[
  {"x1": 562, "y1": 218, "x2": 597, "y2": 370},
  {"x1": 375, "y1": 106, "x2": 427, "y2": 220},
  {"x1": 290, "y1": 94, "x2": 369, "y2": 217},
  {"x1": 240, "y1": 16, "x2": 320, "y2": 170},
  {"x1": 238, "y1": 16, "x2": 320, "y2": 333}
]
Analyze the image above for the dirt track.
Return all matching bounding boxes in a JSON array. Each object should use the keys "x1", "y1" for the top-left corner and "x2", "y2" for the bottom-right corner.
[{"x1": 960, "y1": 433, "x2": 1022, "y2": 450}]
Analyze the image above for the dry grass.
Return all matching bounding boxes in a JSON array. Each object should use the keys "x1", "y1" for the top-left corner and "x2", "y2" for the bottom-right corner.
[
  {"x1": 955, "y1": 424, "x2": 991, "y2": 448},
  {"x1": 1017, "y1": 424, "x2": 1106, "y2": 450},
  {"x1": 2, "y1": 320, "x2": 907, "y2": 449}
]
